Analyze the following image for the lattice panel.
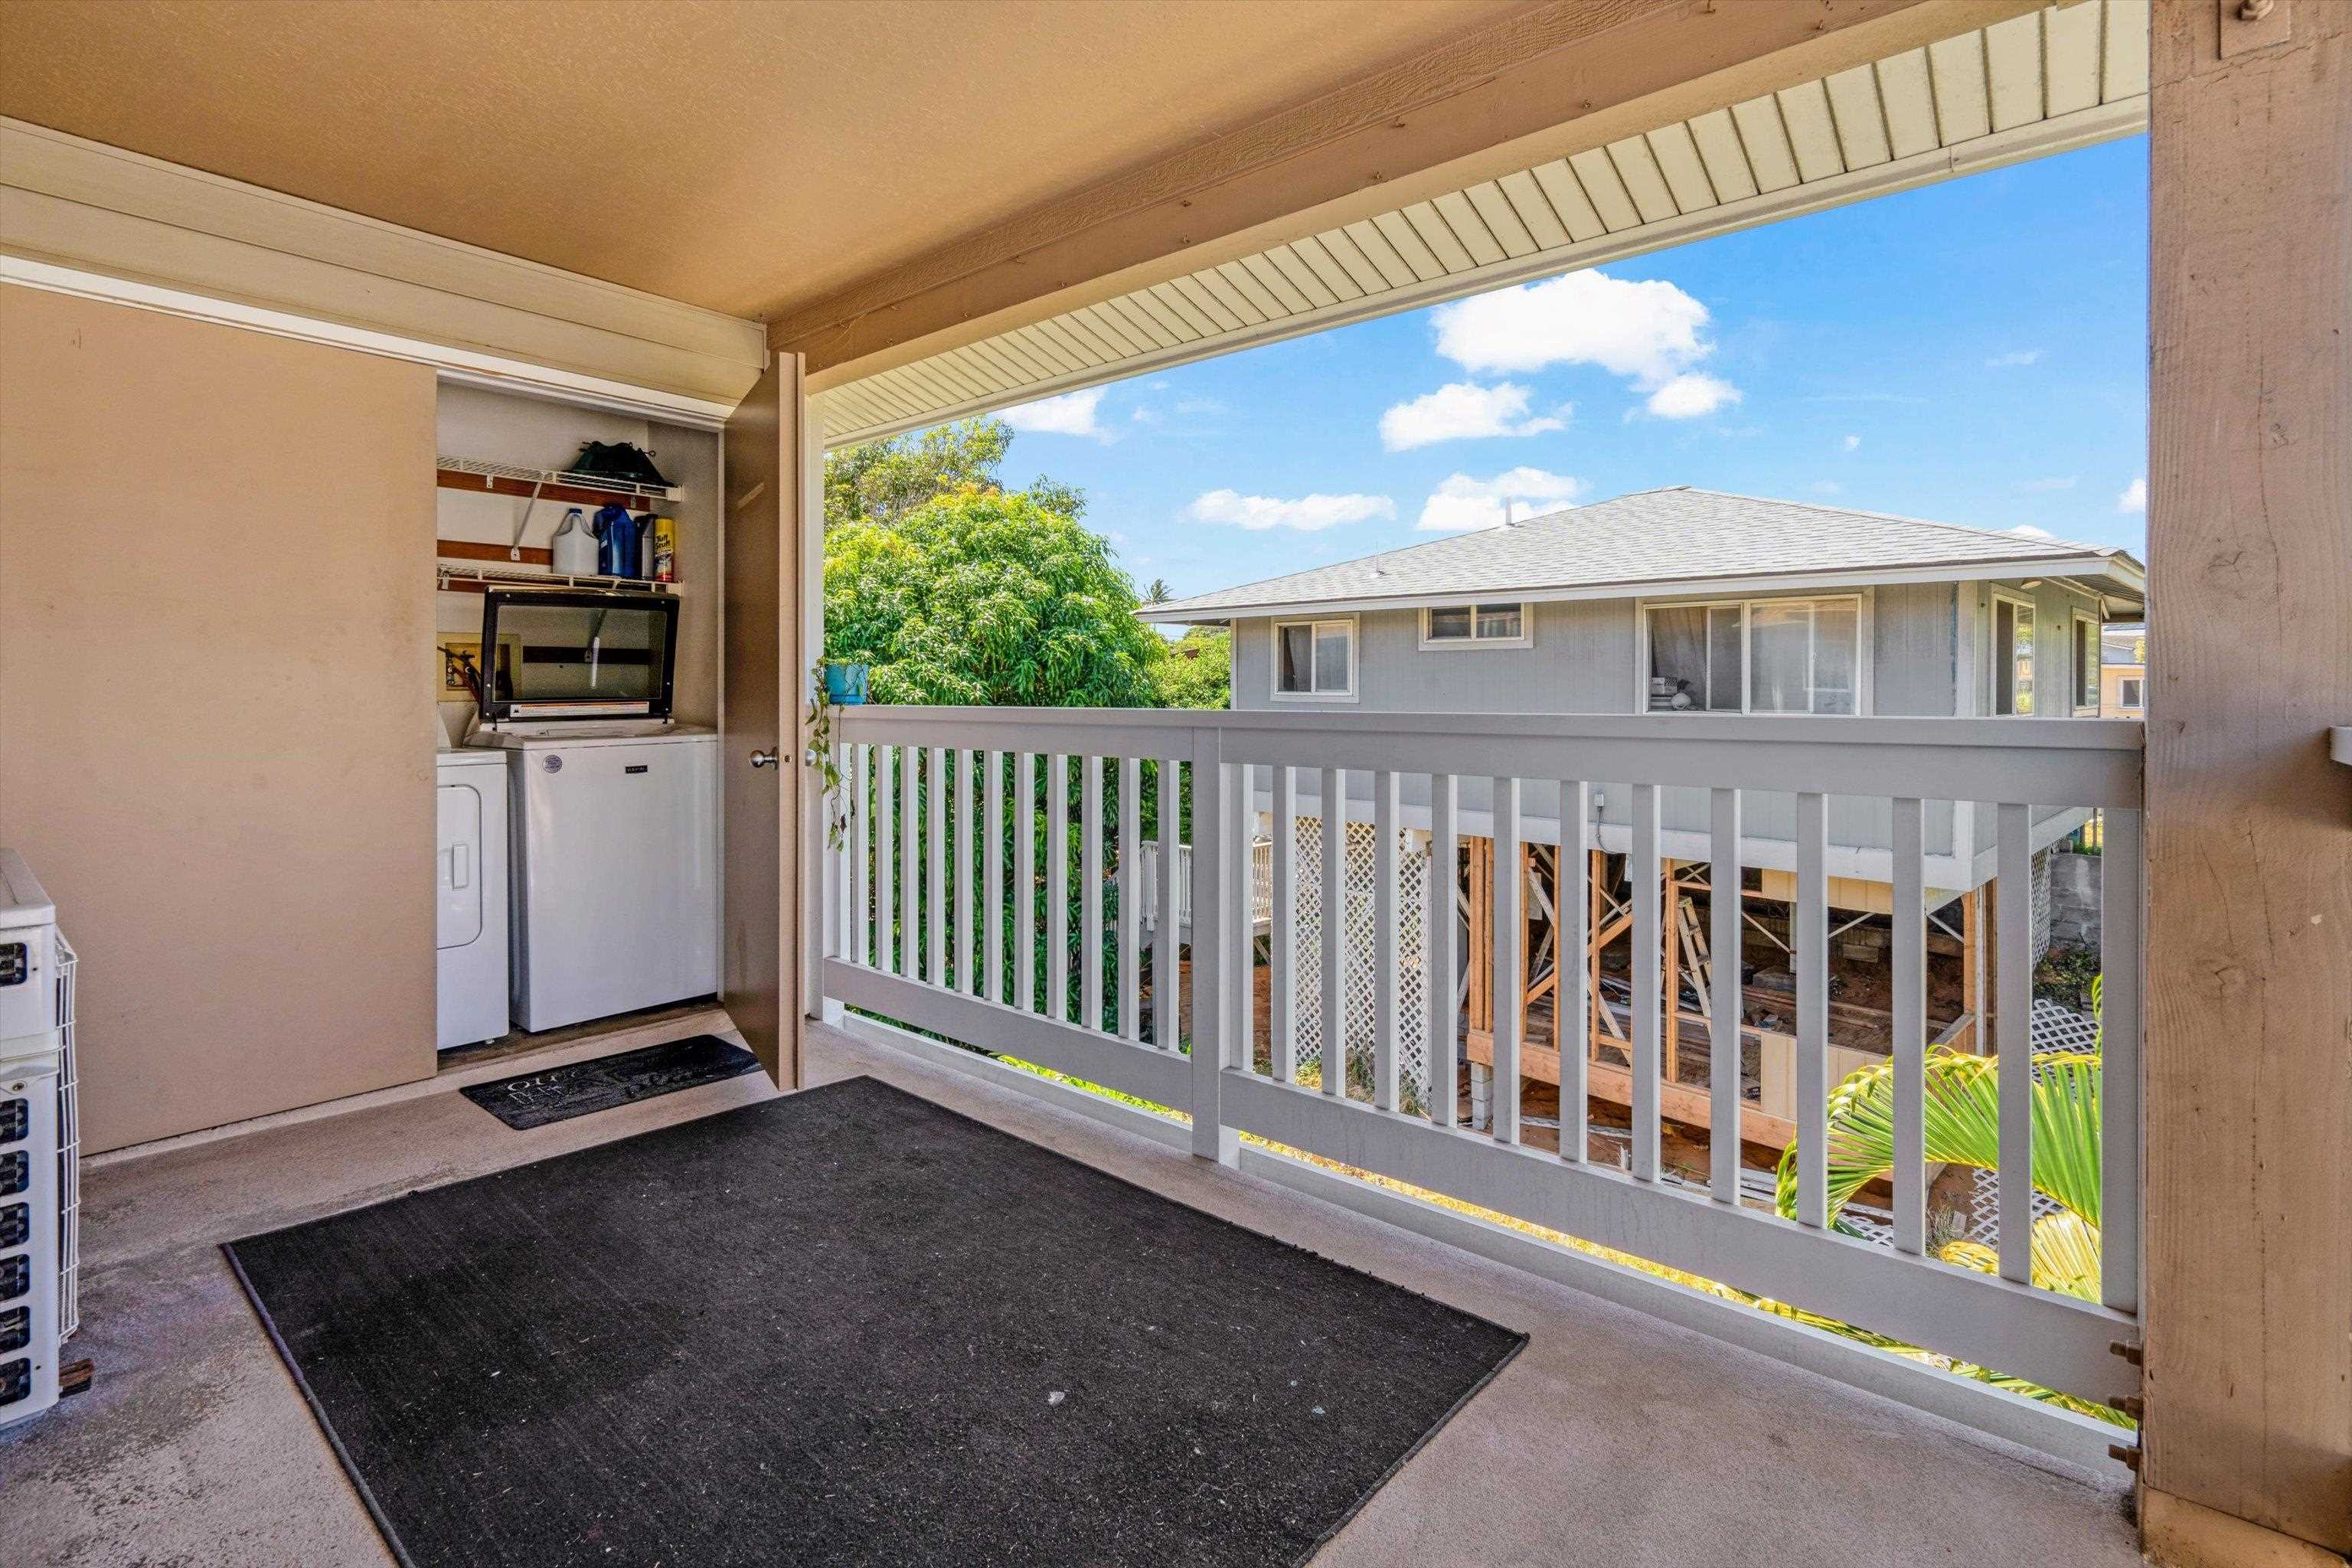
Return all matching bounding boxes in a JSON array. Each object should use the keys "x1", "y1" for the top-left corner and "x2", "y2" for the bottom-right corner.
[{"x1": 1284, "y1": 817, "x2": 1432, "y2": 1113}]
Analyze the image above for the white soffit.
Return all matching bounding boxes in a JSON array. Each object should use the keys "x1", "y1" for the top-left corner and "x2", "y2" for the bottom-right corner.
[{"x1": 813, "y1": 0, "x2": 2148, "y2": 449}]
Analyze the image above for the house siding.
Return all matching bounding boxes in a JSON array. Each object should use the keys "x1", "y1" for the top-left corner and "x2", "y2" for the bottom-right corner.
[
  {"x1": 1224, "y1": 578, "x2": 2104, "y2": 890},
  {"x1": 1233, "y1": 601, "x2": 1635, "y2": 713},
  {"x1": 1236, "y1": 585, "x2": 1963, "y2": 717}
]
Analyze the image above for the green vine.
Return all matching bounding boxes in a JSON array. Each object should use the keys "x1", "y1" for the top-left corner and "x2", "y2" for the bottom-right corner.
[{"x1": 804, "y1": 660, "x2": 849, "y2": 849}]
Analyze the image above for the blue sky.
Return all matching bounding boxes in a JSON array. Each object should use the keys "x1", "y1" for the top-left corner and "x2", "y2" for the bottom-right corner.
[{"x1": 981, "y1": 136, "x2": 2148, "y2": 604}]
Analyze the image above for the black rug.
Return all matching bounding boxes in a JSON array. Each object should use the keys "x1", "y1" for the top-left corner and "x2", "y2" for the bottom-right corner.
[
  {"x1": 227, "y1": 1076, "x2": 1524, "y2": 1568},
  {"x1": 459, "y1": 1034, "x2": 761, "y2": 1129}
]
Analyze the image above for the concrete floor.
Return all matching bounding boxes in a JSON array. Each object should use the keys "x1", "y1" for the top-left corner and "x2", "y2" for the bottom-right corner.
[{"x1": 0, "y1": 1016, "x2": 2144, "y2": 1567}]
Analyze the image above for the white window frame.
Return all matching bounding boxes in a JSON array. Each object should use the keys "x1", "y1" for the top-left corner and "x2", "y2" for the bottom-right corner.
[
  {"x1": 1269, "y1": 615, "x2": 1359, "y2": 703},
  {"x1": 2069, "y1": 607, "x2": 2102, "y2": 716},
  {"x1": 1634, "y1": 590, "x2": 1873, "y2": 716},
  {"x1": 1989, "y1": 587, "x2": 2039, "y2": 717},
  {"x1": 1418, "y1": 601, "x2": 1533, "y2": 650},
  {"x1": 2118, "y1": 675, "x2": 2144, "y2": 710}
]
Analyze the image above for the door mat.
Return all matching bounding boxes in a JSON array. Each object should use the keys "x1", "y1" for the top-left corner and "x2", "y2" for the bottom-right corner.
[
  {"x1": 458, "y1": 1034, "x2": 760, "y2": 1129},
  {"x1": 227, "y1": 1075, "x2": 1524, "y2": 1568}
]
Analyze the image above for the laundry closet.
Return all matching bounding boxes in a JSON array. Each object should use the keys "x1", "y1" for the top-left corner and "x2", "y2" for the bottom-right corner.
[{"x1": 431, "y1": 383, "x2": 727, "y2": 1053}]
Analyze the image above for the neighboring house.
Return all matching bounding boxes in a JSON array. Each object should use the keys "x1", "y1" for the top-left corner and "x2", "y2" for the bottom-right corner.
[
  {"x1": 1142, "y1": 488, "x2": 2147, "y2": 1144},
  {"x1": 2102, "y1": 626, "x2": 2147, "y2": 716}
]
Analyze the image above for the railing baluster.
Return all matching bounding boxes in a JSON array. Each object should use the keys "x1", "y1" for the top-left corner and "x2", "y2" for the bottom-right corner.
[
  {"x1": 926, "y1": 744, "x2": 946, "y2": 988},
  {"x1": 1082, "y1": 756, "x2": 1104, "y2": 1031},
  {"x1": 1891, "y1": 796, "x2": 1927, "y2": 1252},
  {"x1": 1707, "y1": 787, "x2": 1740, "y2": 1198},
  {"x1": 832, "y1": 743, "x2": 851, "y2": 963},
  {"x1": 1560, "y1": 780, "x2": 1590, "y2": 1163},
  {"x1": 1191, "y1": 749, "x2": 1235, "y2": 1163},
  {"x1": 1119, "y1": 756, "x2": 1142, "y2": 1041},
  {"x1": 1630, "y1": 783, "x2": 1661, "y2": 1180},
  {"x1": 956, "y1": 748, "x2": 975, "y2": 993},
  {"x1": 985, "y1": 750, "x2": 1005, "y2": 1004},
  {"x1": 1047, "y1": 753, "x2": 1070, "y2": 1021},
  {"x1": 1271, "y1": 766, "x2": 1298, "y2": 1082},
  {"x1": 1426, "y1": 775, "x2": 1459, "y2": 1126},
  {"x1": 2099, "y1": 806, "x2": 2143, "y2": 1313},
  {"x1": 1995, "y1": 800, "x2": 2034, "y2": 1285},
  {"x1": 1231, "y1": 764, "x2": 1254, "y2": 1075},
  {"x1": 1491, "y1": 776, "x2": 1523, "y2": 1143},
  {"x1": 1373, "y1": 769, "x2": 1401, "y2": 1112},
  {"x1": 1155, "y1": 756, "x2": 1181, "y2": 1048},
  {"x1": 873, "y1": 745, "x2": 895, "y2": 973},
  {"x1": 1321, "y1": 766, "x2": 1348, "y2": 1099},
  {"x1": 1795, "y1": 792, "x2": 1829, "y2": 1228},
  {"x1": 850, "y1": 744, "x2": 870, "y2": 968},
  {"x1": 898, "y1": 746, "x2": 919, "y2": 981},
  {"x1": 1016, "y1": 752, "x2": 1037, "y2": 1014}
]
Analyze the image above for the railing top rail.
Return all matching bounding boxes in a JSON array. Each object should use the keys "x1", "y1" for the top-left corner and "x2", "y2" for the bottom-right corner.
[{"x1": 829, "y1": 707, "x2": 2145, "y2": 808}]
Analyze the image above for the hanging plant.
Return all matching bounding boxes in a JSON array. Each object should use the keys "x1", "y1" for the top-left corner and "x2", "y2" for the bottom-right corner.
[{"x1": 804, "y1": 660, "x2": 851, "y2": 849}]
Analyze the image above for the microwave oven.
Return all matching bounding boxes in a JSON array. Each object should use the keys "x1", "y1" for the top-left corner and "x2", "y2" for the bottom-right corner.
[{"x1": 475, "y1": 588, "x2": 680, "y2": 724}]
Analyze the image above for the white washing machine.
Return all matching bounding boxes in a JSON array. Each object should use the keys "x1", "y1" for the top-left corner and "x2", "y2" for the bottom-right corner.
[
  {"x1": 471, "y1": 724, "x2": 718, "y2": 1033},
  {"x1": 436, "y1": 749, "x2": 511, "y2": 1050}
]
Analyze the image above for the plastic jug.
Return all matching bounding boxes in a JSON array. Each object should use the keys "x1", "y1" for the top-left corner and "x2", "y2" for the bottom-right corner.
[
  {"x1": 550, "y1": 508, "x2": 599, "y2": 574},
  {"x1": 593, "y1": 505, "x2": 642, "y2": 579}
]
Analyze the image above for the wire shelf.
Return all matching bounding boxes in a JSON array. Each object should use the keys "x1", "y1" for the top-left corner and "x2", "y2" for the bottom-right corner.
[
  {"x1": 436, "y1": 562, "x2": 678, "y2": 596},
  {"x1": 437, "y1": 454, "x2": 681, "y2": 505}
]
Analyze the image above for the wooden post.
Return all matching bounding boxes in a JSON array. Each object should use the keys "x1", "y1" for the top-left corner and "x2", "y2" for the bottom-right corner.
[
  {"x1": 1662, "y1": 861, "x2": 1682, "y2": 1084},
  {"x1": 2143, "y1": 2, "x2": 2352, "y2": 1560},
  {"x1": 1589, "y1": 849, "x2": 1606, "y2": 1054},
  {"x1": 1466, "y1": 836, "x2": 1492, "y2": 1035}
]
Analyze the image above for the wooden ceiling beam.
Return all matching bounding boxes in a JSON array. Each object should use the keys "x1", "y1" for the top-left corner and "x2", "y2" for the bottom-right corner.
[{"x1": 786, "y1": 0, "x2": 2047, "y2": 390}]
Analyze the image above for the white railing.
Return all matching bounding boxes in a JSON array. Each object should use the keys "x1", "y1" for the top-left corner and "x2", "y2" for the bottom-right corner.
[
  {"x1": 819, "y1": 707, "x2": 2144, "y2": 1410},
  {"x1": 1134, "y1": 838, "x2": 1275, "y2": 932}
]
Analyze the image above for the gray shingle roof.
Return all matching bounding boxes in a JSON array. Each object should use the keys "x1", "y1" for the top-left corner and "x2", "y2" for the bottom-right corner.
[{"x1": 1143, "y1": 487, "x2": 2144, "y2": 620}]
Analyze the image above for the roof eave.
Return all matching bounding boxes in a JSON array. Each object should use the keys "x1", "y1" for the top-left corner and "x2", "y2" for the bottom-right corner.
[{"x1": 1141, "y1": 552, "x2": 2145, "y2": 623}]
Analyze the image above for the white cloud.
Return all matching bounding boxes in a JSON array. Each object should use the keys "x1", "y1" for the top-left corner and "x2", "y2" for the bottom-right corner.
[
  {"x1": 1434, "y1": 270, "x2": 1712, "y2": 381},
  {"x1": 2009, "y1": 524, "x2": 2056, "y2": 539},
  {"x1": 1377, "y1": 382, "x2": 1567, "y2": 451},
  {"x1": 1415, "y1": 466, "x2": 1587, "y2": 531},
  {"x1": 1987, "y1": 349, "x2": 2043, "y2": 368},
  {"x1": 1174, "y1": 397, "x2": 1227, "y2": 416},
  {"x1": 1429, "y1": 268, "x2": 1743, "y2": 418},
  {"x1": 1842, "y1": 434, "x2": 1862, "y2": 452},
  {"x1": 1645, "y1": 374, "x2": 1741, "y2": 420},
  {"x1": 2117, "y1": 476, "x2": 2147, "y2": 512},
  {"x1": 1001, "y1": 387, "x2": 1108, "y2": 439},
  {"x1": 1187, "y1": 488, "x2": 1396, "y2": 532},
  {"x1": 1811, "y1": 480, "x2": 1842, "y2": 496}
]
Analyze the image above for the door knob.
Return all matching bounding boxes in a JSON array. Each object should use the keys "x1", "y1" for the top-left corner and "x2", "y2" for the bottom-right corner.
[{"x1": 749, "y1": 750, "x2": 779, "y2": 769}]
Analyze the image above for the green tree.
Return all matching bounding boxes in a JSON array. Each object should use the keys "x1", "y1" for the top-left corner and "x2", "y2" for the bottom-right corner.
[
  {"x1": 824, "y1": 417, "x2": 1018, "y2": 528},
  {"x1": 1151, "y1": 626, "x2": 1230, "y2": 709},
  {"x1": 824, "y1": 488, "x2": 1160, "y2": 707}
]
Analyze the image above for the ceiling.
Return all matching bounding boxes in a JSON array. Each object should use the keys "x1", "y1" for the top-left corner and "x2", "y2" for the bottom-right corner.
[
  {"x1": 813, "y1": 0, "x2": 2148, "y2": 447},
  {"x1": 0, "y1": 0, "x2": 1512, "y2": 324}
]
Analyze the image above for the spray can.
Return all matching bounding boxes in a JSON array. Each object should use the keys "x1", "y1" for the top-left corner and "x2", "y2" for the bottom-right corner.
[{"x1": 652, "y1": 516, "x2": 677, "y2": 583}]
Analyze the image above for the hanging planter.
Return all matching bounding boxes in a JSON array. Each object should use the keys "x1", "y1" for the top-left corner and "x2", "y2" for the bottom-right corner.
[{"x1": 824, "y1": 662, "x2": 870, "y2": 706}]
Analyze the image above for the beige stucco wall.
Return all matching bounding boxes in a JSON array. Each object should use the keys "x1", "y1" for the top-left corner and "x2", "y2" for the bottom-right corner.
[{"x1": 1, "y1": 286, "x2": 439, "y2": 1152}]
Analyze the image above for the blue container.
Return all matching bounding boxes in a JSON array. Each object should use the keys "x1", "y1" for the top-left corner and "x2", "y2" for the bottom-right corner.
[
  {"x1": 592, "y1": 505, "x2": 643, "y2": 578},
  {"x1": 824, "y1": 663, "x2": 869, "y2": 705}
]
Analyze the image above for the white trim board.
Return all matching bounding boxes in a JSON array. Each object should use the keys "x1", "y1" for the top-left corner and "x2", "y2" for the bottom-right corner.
[
  {"x1": 0, "y1": 256, "x2": 737, "y2": 427},
  {"x1": 0, "y1": 115, "x2": 764, "y2": 413}
]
